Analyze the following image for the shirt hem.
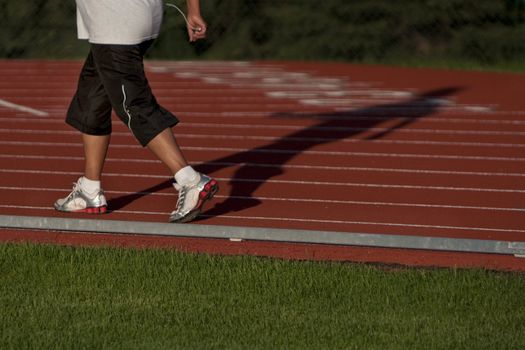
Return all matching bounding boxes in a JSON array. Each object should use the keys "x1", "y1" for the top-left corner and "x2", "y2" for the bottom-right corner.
[{"x1": 78, "y1": 34, "x2": 160, "y2": 46}]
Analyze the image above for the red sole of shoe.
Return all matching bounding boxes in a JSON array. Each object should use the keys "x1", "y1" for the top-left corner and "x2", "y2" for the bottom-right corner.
[
  {"x1": 78, "y1": 206, "x2": 108, "y2": 214},
  {"x1": 200, "y1": 180, "x2": 219, "y2": 201}
]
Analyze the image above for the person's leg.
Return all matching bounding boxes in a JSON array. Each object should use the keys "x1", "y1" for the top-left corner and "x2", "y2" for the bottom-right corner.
[
  {"x1": 66, "y1": 48, "x2": 113, "y2": 184},
  {"x1": 54, "y1": 133, "x2": 110, "y2": 213},
  {"x1": 90, "y1": 42, "x2": 218, "y2": 222},
  {"x1": 83, "y1": 133, "x2": 111, "y2": 181},
  {"x1": 146, "y1": 128, "x2": 187, "y2": 175},
  {"x1": 54, "y1": 49, "x2": 112, "y2": 213}
]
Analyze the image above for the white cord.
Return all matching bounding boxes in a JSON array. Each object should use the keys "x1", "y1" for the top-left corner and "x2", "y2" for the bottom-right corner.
[
  {"x1": 165, "y1": 3, "x2": 202, "y2": 32},
  {"x1": 165, "y1": 3, "x2": 190, "y2": 26}
]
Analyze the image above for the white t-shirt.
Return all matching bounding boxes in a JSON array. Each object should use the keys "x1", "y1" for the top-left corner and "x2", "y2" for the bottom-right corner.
[{"x1": 76, "y1": 0, "x2": 164, "y2": 45}]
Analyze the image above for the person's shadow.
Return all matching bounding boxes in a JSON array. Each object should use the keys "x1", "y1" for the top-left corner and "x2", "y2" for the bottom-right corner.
[{"x1": 108, "y1": 87, "x2": 463, "y2": 218}]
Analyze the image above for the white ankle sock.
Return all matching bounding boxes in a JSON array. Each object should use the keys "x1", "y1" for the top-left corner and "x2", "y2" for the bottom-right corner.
[
  {"x1": 174, "y1": 166, "x2": 200, "y2": 186},
  {"x1": 79, "y1": 176, "x2": 101, "y2": 196}
]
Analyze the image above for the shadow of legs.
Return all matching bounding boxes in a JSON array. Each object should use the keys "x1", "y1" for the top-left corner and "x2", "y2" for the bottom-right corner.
[{"x1": 106, "y1": 178, "x2": 173, "y2": 212}]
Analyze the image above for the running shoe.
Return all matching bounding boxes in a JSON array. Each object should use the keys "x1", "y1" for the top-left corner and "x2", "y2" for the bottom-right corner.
[
  {"x1": 169, "y1": 174, "x2": 218, "y2": 223},
  {"x1": 54, "y1": 179, "x2": 107, "y2": 214}
]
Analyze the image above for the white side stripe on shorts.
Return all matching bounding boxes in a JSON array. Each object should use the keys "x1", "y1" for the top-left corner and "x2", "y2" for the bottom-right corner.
[{"x1": 121, "y1": 84, "x2": 135, "y2": 137}]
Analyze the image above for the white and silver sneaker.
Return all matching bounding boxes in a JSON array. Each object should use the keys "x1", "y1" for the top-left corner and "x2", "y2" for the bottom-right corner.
[
  {"x1": 54, "y1": 179, "x2": 107, "y2": 214},
  {"x1": 169, "y1": 174, "x2": 218, "y2": 223}
]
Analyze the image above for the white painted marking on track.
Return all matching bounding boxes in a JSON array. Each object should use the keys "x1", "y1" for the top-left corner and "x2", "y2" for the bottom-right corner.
[
  {"x1": 178, "y1": 122, "x2": 525, "y2": 137},
  {"x1": 146, "y1": 61, "x2": 494, "y2": 113},
  {"x1": 175, "y1": 133, "x2": 525, "y2": 149},
  {"x1": 223, "y1": 177, "x2": 525, "y2": 193},
  {"x1": 267, "y1": 90, "x2": 414, "y2": 99},
  {"x1": 0, "y1": 98, "x2": 49, "y2": 117},
  {"x1": 0, "y1": 140, "x2": 140, "y2": 149},
  {"x1": 1, "y1": 153, "x2": 524, "y2": 177},
  {"x1": 199, "y1": 214, "x2": 525, "y2": 234},
  {"x1": 2, "y1": 110, "x2": 525, "y2": 125},
  {"x1": 1, "y1": 204, "x2": 523, "y2": 234},
  {"x1": 0, "y1": 185, "x2": 522, "y2": 213},
  {"x1": 0, "y1": 154, "x2": 159, "y2": 163},
  {"x1": 3, "y1": 127, "x2": 525, "y2": 150},
  {"x1": 29, "y1": 114, "x2": 502, "y2": 135},
  {"x1": 3, "y1": 139, "x2": 525, "y2": 169},
  {"x1": 0, "y1": 168, "x2": 524, "y2": 193},
  {"x1": 2, "y1": 139, "x2": 525, "y2": 162},
  {"x1": 185, "y1": 145, "x2": 525, "y2": 162}
]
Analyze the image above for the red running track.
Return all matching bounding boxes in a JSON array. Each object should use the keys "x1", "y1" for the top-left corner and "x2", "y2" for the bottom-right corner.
[{"x1": 0, "y1": 59, "x2": 525, "y2": 270}]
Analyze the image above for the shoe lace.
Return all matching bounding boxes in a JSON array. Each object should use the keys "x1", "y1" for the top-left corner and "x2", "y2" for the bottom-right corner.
[
  {"x1": 65, "y1": 182, "x2": 81, "y2": 201},
  {"x1": 174, "y1": 184, "x2": 188, "y2": 213}
]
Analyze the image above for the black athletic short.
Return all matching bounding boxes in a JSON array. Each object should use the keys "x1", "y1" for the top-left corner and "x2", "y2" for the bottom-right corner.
[{"x1": 66, "y1": 40, "x2": 178, "y2": 147}]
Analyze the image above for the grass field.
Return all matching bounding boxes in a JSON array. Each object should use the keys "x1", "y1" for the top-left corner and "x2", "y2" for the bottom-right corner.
[{"x1": 1, "y1": 243, "x2": 524, "y2": 349}]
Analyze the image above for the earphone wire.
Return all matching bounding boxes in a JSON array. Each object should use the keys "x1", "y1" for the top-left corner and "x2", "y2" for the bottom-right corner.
[{"x1": 165, "y1": 3, "x2": 190, "y2": 27}]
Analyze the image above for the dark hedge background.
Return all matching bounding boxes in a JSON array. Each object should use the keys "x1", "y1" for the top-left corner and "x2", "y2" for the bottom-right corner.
[{"x1": 1, "y1": 0, "x2": 524, "y2": 68}]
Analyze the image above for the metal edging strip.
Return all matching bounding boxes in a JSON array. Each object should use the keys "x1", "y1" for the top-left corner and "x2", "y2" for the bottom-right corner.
[{"x1": 0, "y1": 214, "x2": 524, "y2": 257}]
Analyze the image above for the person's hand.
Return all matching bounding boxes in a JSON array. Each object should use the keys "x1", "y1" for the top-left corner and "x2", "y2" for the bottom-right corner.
[{"x1": 187, "y1": 14, "x2": 206, "y2": 42}]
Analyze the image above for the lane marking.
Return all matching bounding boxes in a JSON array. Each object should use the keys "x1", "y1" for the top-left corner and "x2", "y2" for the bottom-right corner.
[
  {"x1": 1, "y1": 153, "x2": 525, "y2": 177},
  {"x1": 1, "y1": 140, "x2": 525, "y2": 162},
  {"x1": 1, "y1": 168, "x2": 524, "y2": 193},
  {"x1": 0, "y1": 98, "x2": 49, "y2": 117},
  {"x1": 0, "y1": 205, "x2": 161, "y2": 216},
  {"x1": 0, "y1": 140, "x2": 140, "y2": 148},
  {"x1": 200, "y1": 214, "x2": 525, "y2": 234},
  {"x1": 147, "y1": 62, "x2": 496, "y2": 114},
  {"x1": 179, "y1": 123, "x2": 520, "y2": 137},
  {"x1": 147, "y1": 63, "x2": 496, "y2": 118},
  {"x1": 3, "y1": 127, "x2": 525, "y2": 149},
  {"x1": 180, "y1": 122, "x2": 525, "y2": 137},
  {"x1": 176, "y1": 133, "x2": 525, "y2": 149},
  {"x1": 1, "y1": 205, "x2": 524, "y2": 234},
  {"x1": 1, "y1": 102, "x2": 506, "y2": 118},
  {"x1": 2, "y1": 109, "x2": 525, "y2": 124},
  {"x1": 187, "y1": 146, "x2": 525, "y2": 162},
  {"x1": 0, "y1": 91, "x2": 512, "y2": 117},
  {"x1": 0, "y1": 185, "x2": 522, "y2": 212}
]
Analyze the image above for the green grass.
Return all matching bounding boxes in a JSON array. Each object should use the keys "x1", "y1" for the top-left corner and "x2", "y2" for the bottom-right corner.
[{"x1": 1, "y1": 243, "x2": 524, "y2": 349}]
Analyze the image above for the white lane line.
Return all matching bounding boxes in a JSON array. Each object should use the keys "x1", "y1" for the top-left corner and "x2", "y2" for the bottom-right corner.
[
  {"x1": 0, "y1": 92, "x2": 499, "y2": 113},
  {"x1": 1, "y1": 168, "x2": 524, "y2": 193},
  {"x1": 0, "y1": 128, "x2": 103, "y2": 135},
  {"x1": 0, "y1": 117, "x2": 65, "y2": 124},
  {"x1": 2, "y1": 153, "x2": 525, "y2": 177},
  {"x1": 224, "y1": 196, "x2": 525, "y2": 212},
  {"x1": 3, "y1": 111, "x2": 525, "y2": 126},
  {"x1": 0, "y1": 100, "x2": 502, "y2": 118},
  {"x1": 0, "y1": 154, "x2": 157, "y2": 163},
  {"x1": 185, "y1": 146, "x2": 525, "y2": 162},
  {"x1": 2, "y1": 140, "x2": 525, "y2": 162},
  {"x1": 0, "y1": 185, "x2": 523, "y2": 212},
  {"x1": 176, "y1": 112, "x2": 525, "y2": 126},
  {"x1": 201, "y1": 214, "x2": 525, "y2": 234},
  {"x1": 177, "y1": 133, "x2": 525, "y2": 149},
  {"x1": 3, "y1": 127, "x2": 525, "y2": 149},
  {"x1": 0, "y1": 205, "x2": 162, "y2": 216},
  {"x1": 181, "y1": 122, "x2": 525, "y2": 137},
  {"x1": 201, "y1": 161, "x2": 525, "y2": 177},
  {"x1": 4, "y1": 108, "x2": 525, "y2": 125},
  {"x1": 0, "y1": 140, "x2": 138, "y2": 148},
  {"x1": 1, "y1": 204, "x2": 523, "y2": 234},
  {"x1": 2, "y1": 99, "x2": 303, "y2": 109},
  {"x1": 0, "y1": 98, "x2": 49, "y2": 117}
]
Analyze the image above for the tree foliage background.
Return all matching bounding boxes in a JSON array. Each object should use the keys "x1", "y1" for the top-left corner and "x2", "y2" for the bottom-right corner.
[{"x1": 1, "y1": 0, "x2": 525, "y2": 68}]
